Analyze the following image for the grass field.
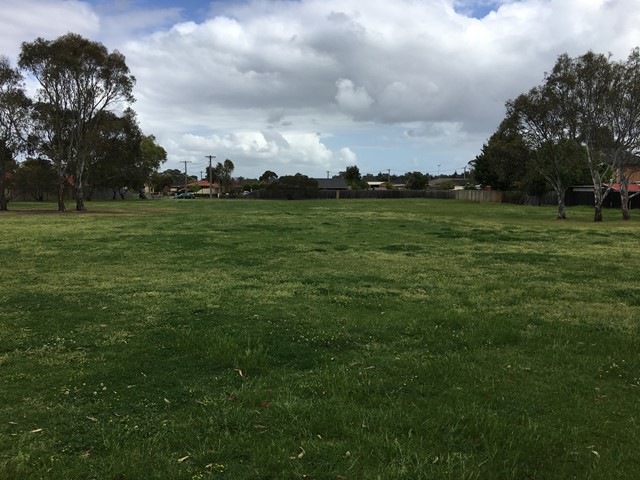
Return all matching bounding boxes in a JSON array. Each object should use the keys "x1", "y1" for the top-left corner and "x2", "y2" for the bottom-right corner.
[{"x1": 1, "y1": 198, "x2": 639, "y2": 479}]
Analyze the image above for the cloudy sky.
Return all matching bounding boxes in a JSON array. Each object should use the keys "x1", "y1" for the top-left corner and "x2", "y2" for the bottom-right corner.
[{"x1": 2, "y1": 0, "x2": 640, "y2": 179}]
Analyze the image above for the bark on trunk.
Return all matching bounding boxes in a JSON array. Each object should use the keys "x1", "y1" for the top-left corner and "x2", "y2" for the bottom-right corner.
[
  {"x1": 620, "y1": 181, "x2": 631, "y2": 220},
  {"x1": 0, "y1": 177, "x2": 7, "y2": 211},
  {"x1": 75, "y1": 185, "x2": 86, "y2": 211},
  {"x1": 75, "y1": 162, "x2": 86, "y2": 211},
  {"x1": 557, "y1": 196, "x2": 567, "y2": 220},
  {"x1": 57, "y1": 181, "x2": 66, "y2": 212},
  {"x1": 552, "y1": 182, "x2": 567, "y2": 220},
  {"x1": 593, "y1": 187, "x2": 603, "y2": 222},
  {"x1": 594, "y1": 205, "x2": 603, "y2": 222}
]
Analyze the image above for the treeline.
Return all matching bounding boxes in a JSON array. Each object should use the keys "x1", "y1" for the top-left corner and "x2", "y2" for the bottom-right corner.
[
  {"x1": 471, "y1": 48, "x2": 640, "y2": 221},
  {"x1": 0, "y1": 33, "x2": 167, "y2": 212}
]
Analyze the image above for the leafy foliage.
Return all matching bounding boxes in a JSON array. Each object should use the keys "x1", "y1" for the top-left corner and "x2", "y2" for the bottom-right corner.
[
  {"x1": 19, "y1": 33, "x2": 135, "y2": 211},
  {"x1": 404, "y1": 171, "x2": 429, "y2": 190},
  {"x1": 14, "y1": 158, "x2": 56, "y2": 201},
  {"x1": 267, "y1": 173, "x2": 319, "y2": 199},
  {"x1": 0, "y1": 56, "x2": 31, "y2": 210}
]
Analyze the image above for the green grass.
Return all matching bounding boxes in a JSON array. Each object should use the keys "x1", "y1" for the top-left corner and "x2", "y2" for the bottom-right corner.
[{"x1": 1, "y1": 198, "x2": 639, "y2": 479}]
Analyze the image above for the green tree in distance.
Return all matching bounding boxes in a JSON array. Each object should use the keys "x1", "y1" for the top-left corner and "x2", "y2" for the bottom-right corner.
[
  {"x1": 404, "y1": 171, "x2": 429, "y2": 190},
  {"x1": 344, "y1": 165, "x2": 369, "y2": 189},
  {"x1": 259, "y1": 170, "x2": 278, "y2": 183},
  {"x1": 15, "y1": 158, "x2": 56, "y2": 201}
]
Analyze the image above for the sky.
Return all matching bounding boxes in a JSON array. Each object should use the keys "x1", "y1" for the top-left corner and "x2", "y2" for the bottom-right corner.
[{"x1": 2, "y1": 0, "x2": 640, "y2": 179}]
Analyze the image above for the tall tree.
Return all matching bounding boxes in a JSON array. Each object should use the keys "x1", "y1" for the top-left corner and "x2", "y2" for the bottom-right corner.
[
  {"x1": 0, "y1": 56, "x2": 31, "y2": 211},
  {"x1": 554, "y1": 51, "x2": 616, "y2": 222},
  {"x1": 19, "y1": 33, "x2": 135, "y2": 211},
  {"x1": 259, "y1": 170, "x2": 278, "y2": 183},
  {"x1": 471, "y1": 116, "x2": 531, "y2": 191},
  {"x1": 404, "y1": 171, "x2": 429, "y2": 190},
  {"x1": 89, "y1": 109, "x2": 141, "y2": 199},
  {"x1": 508, "y1": 82, "x2": 586, "y2": 219},
  {"x1": 15, "y1": 157, "x2": 56, "y2": 201},
  {"x1": 212, "y1": 159, "x2": 235, "y2": 194},
  {"x1": 537, "y1": 49, "x2": 640, "y2": 221},
  {"x1": 608, "y1": 49, "x2": 640, "y2": 220},
  {"x1": 343, "y1": 165, "x2": 369, "y2": 189},
  {"x1": 90, "y1": 110, "x2": 166, "y2": 199}
]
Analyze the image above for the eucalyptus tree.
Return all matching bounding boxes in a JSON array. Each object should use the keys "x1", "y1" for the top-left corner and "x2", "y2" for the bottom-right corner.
[
  {"x1": 14, "y1": 157, "x2": 56, "y2": 201},
  {"x1": 19, "y1": 33, "x2": 135, "y2": 211},
  {"x1": 535, "y1": 49, "x2": 640, "y2": 221},
  {"x1": 551, "y1": 51, "x2": 616, "y2": 222},
  {"x1": 471, "y1": 115, "x2": 531, "y2": 191},
  {"x1": 608, "y1": 49, "x2": 640, "y2": 220},
  {"x1": 0, "y1": 56, "x2": 31, "y2": 211},
  {"x1": 89, "y1": 109, "x2": 142, "y2": 199},
  {"x1": 88, "y1": 110, "x2": 166, "y2": 199},
  {"x1": 507, "y1": 78, "x2": 585, "y2": 219}
]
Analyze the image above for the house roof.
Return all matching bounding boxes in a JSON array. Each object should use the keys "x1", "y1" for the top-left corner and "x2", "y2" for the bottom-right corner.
[
  {"x1": 604, "y1": 183, "x2": 640, "y2": 192},
  {"x1": 315, "y1": 178, "x2": 348, "y2": 190},
  {"x1": 189, "y1": 179, "x2": 219, "y2": 187}
]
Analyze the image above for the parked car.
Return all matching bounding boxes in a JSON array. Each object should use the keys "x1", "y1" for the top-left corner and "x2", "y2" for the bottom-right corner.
[{"x1": 175, "y1": 192, "x2": 195, "y2": 199}]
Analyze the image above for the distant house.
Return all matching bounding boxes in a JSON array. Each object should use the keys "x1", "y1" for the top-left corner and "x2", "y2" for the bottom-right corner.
[
  {"x1": 367, "y1": 181, "x2": 405, "y2": 190},
  {"x1": 187, "y1": 179, "x2": 220, "y2": 196},
  {"x1": 429, "y1": 177, "x2": 468, "y2": 190},
  {"x1": 315, "y1": 178, "x2": 349, "y2": 191}
]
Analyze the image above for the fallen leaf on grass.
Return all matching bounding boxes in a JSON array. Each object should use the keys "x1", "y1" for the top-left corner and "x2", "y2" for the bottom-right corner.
[
  {"x1": 177, "y1": 455, "x2": 190, "y2": 463},
  {"x1": 30, "y1": 428, "x2": 43, "y2": 433},
  {"x1": 236, "y1": 369, "x2": 244, "y2": 377},
  {"x1": 86, "y1": 416, "x2": 98, "y2": 422},
  {"x1": 432, "y1": 456, "x2": 439, "y2": 464},
  {"x1": 164, "y1": 398, "x2": 171, "y2": 404},
  {"x1": 260, "y1": 401, "x2": 271, "y2": 408},
  {"x1": 290, "y1": 447, "x2": 305, "y2": 459},
  {"x1": 8, "y1": 422, "x2": 17, "y2": 425},
  {"x1": 591, "y1": 450, "x2": 600, "y2": 457}
]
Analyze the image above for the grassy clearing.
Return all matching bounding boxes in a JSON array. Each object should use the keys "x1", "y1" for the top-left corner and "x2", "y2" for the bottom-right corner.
[{"x1": 1, "y1": 198, "x2": 639, "y2": 479}]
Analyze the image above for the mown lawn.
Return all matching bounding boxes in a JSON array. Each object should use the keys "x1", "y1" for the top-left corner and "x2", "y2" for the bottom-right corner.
[{"x1": 1, "y1": 198, "x2": 639, "y2": 479}]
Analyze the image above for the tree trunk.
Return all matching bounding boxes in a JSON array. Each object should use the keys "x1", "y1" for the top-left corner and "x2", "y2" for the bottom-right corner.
[
  {"x1": 75, "y1": 162, "x2": 86, "y2": 211},
  {"x1": 75, "y1": 185, "x2": 86, "y2": 211},
  {"x1": 552, "y1": 183, "x2": 567, "y2": 219},
  {"x1": 57, "y1": 181, "x2": 66, "y2": 212},
  {"x1": 557, "y1": 196, "x2": 567, "y2": 220},
  {"x1": 619, "y1": 177, "x2": 631, "y2": 220},
  {"x1": 593, "y1": 186, "x2": 603, "y2": 222},
  {"x1": 620, "y1": 187, "x2": 631, "y2": 220},
  {"x1": 0, "y1": 177, "x2": 7, "y2": 211},
  {"x1": 594, "y1": 205, "x2": 603, "y2": 222}
]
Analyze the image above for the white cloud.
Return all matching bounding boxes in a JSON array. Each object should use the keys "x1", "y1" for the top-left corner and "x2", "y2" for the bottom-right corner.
[
  {"x1": 0, "y1": 0, "x2": 99, "y2": 61},
  {"x1": 338, "y1": 147, "x2": 358, "y2": 165},
  {"x1": 335, "y1": 79, "x2": 374, "y2": 116},
  {"x1": 3, "y1": 0, "x2": 640, "y2": 177}
]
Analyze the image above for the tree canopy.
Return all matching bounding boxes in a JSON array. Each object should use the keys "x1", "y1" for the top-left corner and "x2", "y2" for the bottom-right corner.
[
  {"x1": 19, "y1": 33, "x2": 136, "y2": 211},
  {"x1": 0, "y1": 56, "x2": 30, "y2": 211},
  {"x1": 478, "y1": 47, "x2": 640, "y2": 220}
]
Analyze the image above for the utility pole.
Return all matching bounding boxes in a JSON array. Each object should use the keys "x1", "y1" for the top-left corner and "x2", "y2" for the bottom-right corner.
[
  {"x1": 182, "y1": 160, "x2": 192, "y2": 192},
  {"x1": 205, "y1": 155, "x2": 216, "y2": 199},
  {"x1": 326, "y1": 171, "x2": 330, "y2": 179},
  {"x1": 387, "y1": 169, "x2": 391, "y2": 183},
  {"x1": 437, "y1": 164, "x2": 441, "y2": 177}
]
